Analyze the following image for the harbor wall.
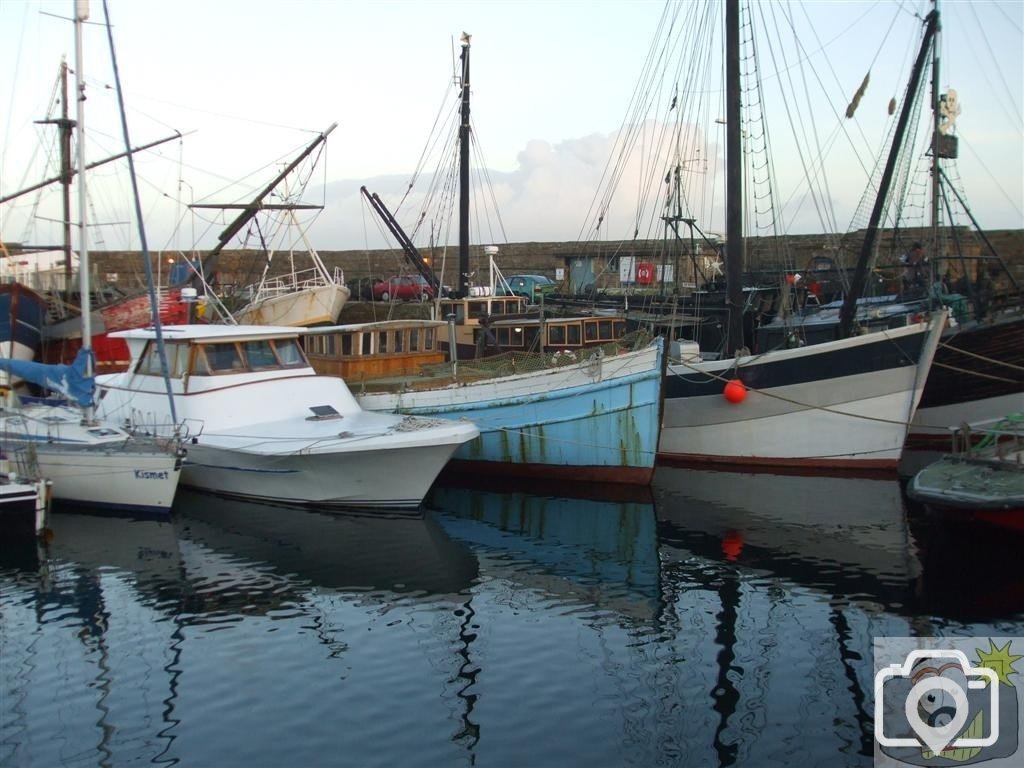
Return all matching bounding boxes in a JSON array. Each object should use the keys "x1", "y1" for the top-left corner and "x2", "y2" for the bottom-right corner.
[{"x1": 12, "y1": 228, "x2": 1023, "y2": 296}]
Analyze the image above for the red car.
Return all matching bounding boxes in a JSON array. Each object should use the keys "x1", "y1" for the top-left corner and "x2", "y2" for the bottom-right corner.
[{"x1": 372, "y1": 275, "x2": 435, "y2": 302}]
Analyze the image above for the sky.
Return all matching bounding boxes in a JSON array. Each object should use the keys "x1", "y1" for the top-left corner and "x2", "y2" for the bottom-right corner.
[{"x1": 1, "y1": 0, "x2": 1021, "y2": 258}]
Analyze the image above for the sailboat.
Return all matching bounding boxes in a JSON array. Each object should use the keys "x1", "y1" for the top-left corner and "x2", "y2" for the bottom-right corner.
[
  {"x1": 653, "y1": 0, "x2": 945, "y2": 471},
  {"x1": 0, "y1": 0, "x2": 182, "y2": 512}
]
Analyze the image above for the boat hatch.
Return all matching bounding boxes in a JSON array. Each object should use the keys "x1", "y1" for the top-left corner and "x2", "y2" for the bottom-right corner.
[{"x1": 307, "y1": 405, "x2": 343, "y2": 421}]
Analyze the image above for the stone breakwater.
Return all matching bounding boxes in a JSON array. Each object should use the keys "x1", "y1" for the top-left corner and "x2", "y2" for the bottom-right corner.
[{"x1": 20, "y1": 229, "x2": 1024, "y2": 295}]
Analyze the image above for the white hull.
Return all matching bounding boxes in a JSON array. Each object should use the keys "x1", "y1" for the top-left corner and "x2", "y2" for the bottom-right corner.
[
  {"x1": 0, "y1": 475, "x2": 50, "y2": 535},
  {"x1": 0, "y1": 400, "x2": 182, "y2": 513},
  {"x1": 30, "y1": 444, "x2": 180, "y2": 512},
  {"x1": 659, "y1": 314, "x2": 945, "y2": 469},
  {"x1": 234, "y1": 284, "x2": 350, "y2": 327},
  {"x1": 181, "y1": 438, "x2": 468, "y2": 508}
]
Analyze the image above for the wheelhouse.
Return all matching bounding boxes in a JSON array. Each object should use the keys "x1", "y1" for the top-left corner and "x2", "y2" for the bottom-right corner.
[
  {"x1": 132, "y1": 336, "x2": 309, "y2": 377},
  {"x1": 301, "y1": 320, "x2": 447, "y2": 380}
]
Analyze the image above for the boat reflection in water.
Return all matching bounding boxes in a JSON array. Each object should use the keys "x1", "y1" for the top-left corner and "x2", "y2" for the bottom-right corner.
[
  {"x1": 653, "y1": 465, "x2": 921, "y2": 597},
  {"x1": 175, "y1": 488, "x2": 478, "y2": 598},
  {"x1": 427, "y1": 477, "x2": 661, "y2": 621},
  {"x1": 4, "y1": 469, "x2": 1024, "y2": 767},
  {"x1": 651, "y1": 464, "x2": 1024, "y2": 766}
]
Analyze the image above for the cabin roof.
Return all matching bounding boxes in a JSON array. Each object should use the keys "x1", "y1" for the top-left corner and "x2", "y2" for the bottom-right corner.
[
  {"x1": 109, "y1": 324, "x2": 301, "y2": 342},
  {"x1": 301, "y1": 319, "x2": 448, "y2": 335}
]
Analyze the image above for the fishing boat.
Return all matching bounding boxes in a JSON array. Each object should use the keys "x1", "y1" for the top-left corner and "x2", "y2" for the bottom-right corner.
[
  {"x1": 633, "y1": 0, "x2": 947, "y2": 471},
  {"x1": 4, "y1": 72, "x2": 347, "y2": 374},
  {"x1": 315, "y1": 36, "x2": 663, "y2": 485},
  {"x1": 0, "y1": 0, "x2": 183, "y2": 512},
  {"x1": 308, "y1": 322, "x2": 663, "y2": 485},
  {"x1": 908, "y1": 415, "x2": 1024, "y2": 530},
  {"x1": 189, "y1": 124, "x2": 351, "y2": 329},
  {"x1": 0, "y1": 281, "x2": 48, "y2": 388},
  {"x1": 94, "y1": 324, "x2": 479, "y2": 508},
  {"x1": 745, "y1": 5, "x2": 1023, "y2": 458}
]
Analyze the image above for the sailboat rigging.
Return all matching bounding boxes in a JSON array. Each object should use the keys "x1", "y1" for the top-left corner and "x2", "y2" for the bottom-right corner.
[
  {"x1": 654, "y1": 0, "x2": 946, "y2": 471},
  {"x1": 0, "y1": 0, "x2": 182, "y2": 512}
]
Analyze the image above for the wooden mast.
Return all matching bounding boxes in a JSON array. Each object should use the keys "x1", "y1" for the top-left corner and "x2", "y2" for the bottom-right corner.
[
  {"x1": 724, "y1": 0, "x2": 744, "y2": 355},
  {"x1": 839, "y1": 11, "x2": 939, "y2": 338},
  {"x1": 457, "y1": 33, "x2": 472, "y2": 299}
]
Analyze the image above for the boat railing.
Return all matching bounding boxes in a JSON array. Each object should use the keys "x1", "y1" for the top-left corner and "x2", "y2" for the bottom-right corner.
[
  {"x1": 250, "y1": 266, "x2": 346, "y2": 298},
  {"x1": 6, "y1": 444, "x2": 43, "y2": 483}
]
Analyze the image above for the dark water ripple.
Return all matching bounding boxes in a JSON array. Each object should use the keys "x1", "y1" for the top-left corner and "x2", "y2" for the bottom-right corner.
[{"x1": 2, "y1": 468, "x2": 1023, "y2": 767}]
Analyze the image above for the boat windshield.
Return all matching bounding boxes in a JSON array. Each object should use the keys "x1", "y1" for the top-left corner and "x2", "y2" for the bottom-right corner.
[{"x1": 135, "y1": 338, "x2": 309, "y2": 376}]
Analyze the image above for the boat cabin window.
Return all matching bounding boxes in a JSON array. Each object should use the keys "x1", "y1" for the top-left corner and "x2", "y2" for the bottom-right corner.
[
  {"x1": 190, "y1": 338, "x2": 307, "y2": 375},
  {"x1": 495, "y1": 326, "x2": 525, "y2": 349},
  {"x1": 489, "y1": 297, "x2": 523, "y2": 316},
  {"x1": 243, "y1": 340, "x2": 277, "y2": 369},
  {"x1": 547, "y1": 322, "x2": 582, "y2": 348},
  {"x1": 304, "y1": 326, "x2": 440, "y2": 360},
  {"x1": 271, "y1": 338, "x2": 305, "y2": 366},
  {"x1": 136, "y1": 341, "x2": 189, "y2": 377},
  {"x1": 204, "y1": 343, "x2": 244, "y2": 372}
]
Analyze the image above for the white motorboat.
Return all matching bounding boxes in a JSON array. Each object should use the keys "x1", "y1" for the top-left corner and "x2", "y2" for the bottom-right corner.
[{"x1": 94, "y1": 324, "x2": 479, "y2": 509}]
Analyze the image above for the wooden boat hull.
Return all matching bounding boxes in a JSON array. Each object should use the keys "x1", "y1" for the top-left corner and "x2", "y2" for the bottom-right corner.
[
  {"x1": 906, "y1": 312, "x2": 1024, "y2": 449},
  {"x1": 42, "y1": 288, "x2": 191, "y2": 374},
  {"x1": 234, "y1": 284, "x2": 350, "y2": 327},
  {"x1": 357, "y1": 340, "x2": 664, "y2": 485},
  {"x1": 658, "y1": 314, "x2": 945, "y2": 470},
  {"x1": 0, "y1": 283, "x2": 47, "y2": 386}
]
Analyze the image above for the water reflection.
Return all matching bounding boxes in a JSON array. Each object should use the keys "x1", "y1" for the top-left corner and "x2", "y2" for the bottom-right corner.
[
  {"x1": 650, "y1": 465, "x2": 1024, "y2": 766},
  {"x1": 2, "y1": 471, "x2": 1022, "y2": 768},
  {"x1": 428, "y1": 477, "x2": 660, "y2": 621},
  {"x1": 654, "y1": 466, "x2": 920, "y2": 606},
  {"x1": 176, "y1": 488, "x2": 478, "y2": 599}
]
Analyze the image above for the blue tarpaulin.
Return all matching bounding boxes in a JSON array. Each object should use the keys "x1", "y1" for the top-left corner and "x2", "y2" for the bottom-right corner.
[{"x1": 0, "y1": 348, "x2": 94, "y2": 408}]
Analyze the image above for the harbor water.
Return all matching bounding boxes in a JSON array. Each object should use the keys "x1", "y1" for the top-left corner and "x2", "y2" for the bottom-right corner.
[{"x1": 2, "y1": 465, "x2": 1022, "y2": 767}]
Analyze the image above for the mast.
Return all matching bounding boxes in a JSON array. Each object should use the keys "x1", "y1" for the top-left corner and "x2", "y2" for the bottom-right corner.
[
  {"x1": 35, "y1": 60, "x2": 78, "y2": 295},
  {"x1": 929, "y1": 1, "x2": 941, "y2": 265},
  {"x1": 724, "y1": 0, "x2": 744, "y2": 355},
  {"x1": 839, "y1": 10, "x2": 939, "y2": 338},
  {"x1": 184, "y1": 122, "x2": 337, "y2": 289},
  {"x1": 73, "y1": 0, "x2": 94, "y2": 421},
  {"x1": 457, "y1": 33, "x2": 471, "y2": 299}
]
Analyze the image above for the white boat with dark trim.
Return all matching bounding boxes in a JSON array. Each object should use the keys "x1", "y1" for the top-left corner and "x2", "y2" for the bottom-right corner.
[
  {"x1": 94, "y1": 324, "x2": 479, "y2": 509},
  {"x1": 659, "y1": 313, "x2": 946, "y2": 471}
]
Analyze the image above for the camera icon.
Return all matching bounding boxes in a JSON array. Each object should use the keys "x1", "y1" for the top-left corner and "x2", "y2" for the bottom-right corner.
[{"x1": 874, "y1": 649, "x2": 1000, "y2": 757}]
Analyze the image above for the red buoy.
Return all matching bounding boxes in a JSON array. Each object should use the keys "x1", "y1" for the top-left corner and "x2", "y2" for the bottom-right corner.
[
  {"x1": 721, "y1": 531, "x2": 744, "y2": 561},
  {"x1": 723, "y1": 378, "x2": 747, "y2": 404}
]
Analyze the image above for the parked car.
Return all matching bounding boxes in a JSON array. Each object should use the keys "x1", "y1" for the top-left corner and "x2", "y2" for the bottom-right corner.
[
  {"x1": 497, "y1": 274, "x2": 558, "y2": 302},
  {"x1": 372, "y1": 275, "x2": 436, "y2": 302}
]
